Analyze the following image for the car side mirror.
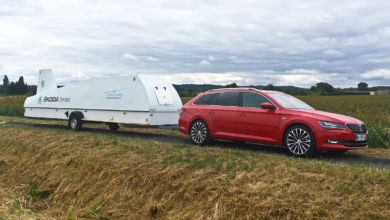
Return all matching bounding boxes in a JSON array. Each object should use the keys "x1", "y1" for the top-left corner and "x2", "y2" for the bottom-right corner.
[{"x1": 260, "y1": 102, "x2": 275, "y2": 110}]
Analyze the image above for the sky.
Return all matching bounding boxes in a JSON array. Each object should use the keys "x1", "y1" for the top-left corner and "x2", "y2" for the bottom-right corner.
[{"x1": 1, "y1": 0, "x2": 390, "y2": 88}]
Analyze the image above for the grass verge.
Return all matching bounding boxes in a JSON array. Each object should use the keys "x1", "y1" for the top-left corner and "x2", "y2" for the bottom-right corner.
[{"x1": 1, "y1": 115, "x2": 390, "y2": 159}]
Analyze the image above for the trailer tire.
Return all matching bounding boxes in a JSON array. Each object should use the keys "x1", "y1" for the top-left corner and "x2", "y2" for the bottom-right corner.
[
  {"x1": 108, "y1": 123, "x2": 119, "y2": 131},
  {"x1": 68, "y1": 112, "x2": 83, "y2": 131}
]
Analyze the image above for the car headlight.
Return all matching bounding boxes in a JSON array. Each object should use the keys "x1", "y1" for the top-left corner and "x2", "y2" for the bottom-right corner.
[{"x1": 318, "y1": 120, "x2": 345, "y2": 130}]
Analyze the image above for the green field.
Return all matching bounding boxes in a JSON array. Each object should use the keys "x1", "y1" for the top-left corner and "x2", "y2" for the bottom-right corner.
[
  {"x1": 1, "y1": 95, "x2": 389, "y2": 148},
  {"x1": 0, "y1": 96, "x2": 25, "y2": 117}
]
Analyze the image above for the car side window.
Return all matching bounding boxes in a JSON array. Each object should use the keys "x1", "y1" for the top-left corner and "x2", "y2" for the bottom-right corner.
[
  {"x1": 242, "y1": 92, "x2": 270, "y2": 108},
  {"x1": 216, "y1": 92, "x2": 240, "y2": 106},
  {"x1": 193, "y1": 94, "x2": 213, "y2": 105},
  {"x1": 208, "y1": 93, "x2": 219, "y2": 105}
]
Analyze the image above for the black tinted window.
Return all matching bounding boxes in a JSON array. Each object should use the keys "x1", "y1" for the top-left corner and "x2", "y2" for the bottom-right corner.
[
  {"x1": 209, "y1": 93, "x2": 219, "y2": 105},
  {"x1": 193, "y1": 93, "x2": 219, "y2": 105},
  {"x1": 217, "y1": 92, "x2": 240, "y2": 106},
  {"x1": 242, "y1": 92, "x2": 270, "y2": 108},
  {"x1": 193, "y1": 94, "x2": 213, "y2": 105}
]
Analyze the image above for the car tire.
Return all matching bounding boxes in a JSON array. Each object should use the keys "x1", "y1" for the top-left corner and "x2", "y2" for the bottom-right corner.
[
  {"x1": 284, "y1": 125, "x2": 317, "y2": 157},
  {"x1": 108, "y1": 123, "x2": 120, "y2": 131},
  {"x1": 189, "y1": 119, "x2": 211, "y2": 145},
  {"x1": 68, "y1": 113, "x2": 83, "y2": 131}
]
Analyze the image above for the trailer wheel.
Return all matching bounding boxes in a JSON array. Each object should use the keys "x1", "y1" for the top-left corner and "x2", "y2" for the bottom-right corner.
[
  {"x1": 108, "y1": 123, "x2": 119, "y2": 131},
  {"x1": 68, "y1": 113, "x2": 83, "y2": 131}
]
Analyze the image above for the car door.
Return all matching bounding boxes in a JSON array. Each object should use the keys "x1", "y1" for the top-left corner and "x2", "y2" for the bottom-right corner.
[
  {"x1": 237, "y1": 92, "x2": 281, "y2": 144},
  {"x1": 206, "y1": 92, "x2": 240, "y2": 138}
]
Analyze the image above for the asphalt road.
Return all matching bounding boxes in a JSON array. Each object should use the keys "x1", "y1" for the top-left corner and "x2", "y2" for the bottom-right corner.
[{"x1": 4, "y1": 121, "x2": 390, "y2": 169}]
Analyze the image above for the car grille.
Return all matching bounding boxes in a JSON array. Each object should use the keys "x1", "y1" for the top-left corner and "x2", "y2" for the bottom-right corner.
[
  {"x1": 346, "y1": 124, "x2": 367, "y2": 133},
  {"x1": 338, "y1": 140, "x2": 368, "y2": 147}
]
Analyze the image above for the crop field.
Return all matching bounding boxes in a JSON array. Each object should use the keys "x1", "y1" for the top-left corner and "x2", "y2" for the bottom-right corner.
[
  {"x1": 0, "y1": 96, "x2": 25, "y2": 117},
  {"x1": 1, "y1": 95, "x2": 389, "y2": 148}
]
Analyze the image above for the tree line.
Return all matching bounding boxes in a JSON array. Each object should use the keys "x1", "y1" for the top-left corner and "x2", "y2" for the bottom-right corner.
[
  {"x1": 1, "y1": 75, "x2": 31, "y2": 95},
  {"x1": 0, "y1": 73, "x2": 375, "y2": 97},
  {"x1": 174, "y1": 81, "x2": 372, "y2": 97}
]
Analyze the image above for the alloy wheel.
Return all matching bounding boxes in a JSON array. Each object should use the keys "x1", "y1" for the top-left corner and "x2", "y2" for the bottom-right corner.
[
  {"x1": 190, "y1": 121, "x2": 208, "y2": 144},
  {"x1": 286, "y1": 128, "x2": 311, "y2": 155}
]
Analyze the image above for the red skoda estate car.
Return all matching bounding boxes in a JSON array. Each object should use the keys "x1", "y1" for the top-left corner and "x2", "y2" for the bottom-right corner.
[{"x1": 178, "y1": 88, "x2": 368, "y2": 156}]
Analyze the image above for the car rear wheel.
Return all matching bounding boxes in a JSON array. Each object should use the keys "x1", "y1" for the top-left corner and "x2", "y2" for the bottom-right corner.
[
  {"x1": 190, "y1": 120, "x2": 211, "y2": 145},
  {"x1": 285, "y1": 125, "x2": 316, "y2": 157}
]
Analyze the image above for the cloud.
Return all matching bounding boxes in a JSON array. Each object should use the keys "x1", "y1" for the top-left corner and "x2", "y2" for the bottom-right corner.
[
  {"x1": 0, "y1": 0, "x2": 389, "y2": 87},
  {"x1": 286, "y1": 69, "x2": 322, "y2": 75},
  {"x1": 166, "y1": 69, "x2": 351, "y2": 88},
  {"x1": 146, "y1": 56, "x2": 159, "y2": 62},
  {"x1": 367, "y1": 57, "x2": 390, "y2": 63},
  {"x1": 361, "y1": 69, "x2": 390, "y2": 80},
  {"x1": 323, "y1": 49, "x2": 343, "y2": 57},
  {"x1": 122, "y1": 53, "x2": 138, "y2": 61},
  {"x1": 200, "y1": 60, "x2": 210, "y2": 65}
]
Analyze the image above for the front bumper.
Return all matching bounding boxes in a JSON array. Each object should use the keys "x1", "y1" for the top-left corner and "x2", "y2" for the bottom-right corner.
[{"x1": 317, "y1": 129, "x2": 368, "y2": 150}]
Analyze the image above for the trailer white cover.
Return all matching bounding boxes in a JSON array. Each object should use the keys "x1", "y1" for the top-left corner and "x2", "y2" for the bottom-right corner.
[{"x1": 24, "y1": 69, "x2": 182, "y2": 125}]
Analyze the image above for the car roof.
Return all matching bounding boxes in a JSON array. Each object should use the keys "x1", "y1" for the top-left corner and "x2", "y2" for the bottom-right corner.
[{"x1": 206, "y1": 88, "x2": 282, "y2": 94}]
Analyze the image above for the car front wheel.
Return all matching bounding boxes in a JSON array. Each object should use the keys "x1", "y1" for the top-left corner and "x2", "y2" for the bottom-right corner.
[
  {"x1": 190, "y1": 120, "x2": 211, "y2": 145},
  {"x1": 285, "y1": 125, "x2": 316, "y2": 157}
]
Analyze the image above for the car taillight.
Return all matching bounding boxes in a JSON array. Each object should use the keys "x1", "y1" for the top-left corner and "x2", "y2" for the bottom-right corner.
[{"x1": 180, "y1": 108, "x2": 186, "y2": 116}]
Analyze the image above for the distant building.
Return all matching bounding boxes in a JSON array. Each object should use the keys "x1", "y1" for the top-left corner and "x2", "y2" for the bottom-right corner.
[{"x1": 372, "y1": 90, "x2": 390, "y2": 95}]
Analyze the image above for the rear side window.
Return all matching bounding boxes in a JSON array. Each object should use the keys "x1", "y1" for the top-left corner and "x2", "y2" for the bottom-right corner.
[
  {"x1": 217, "y1": 92, "x2": 240, "y2": 106},
  {"x1": 208, "y1": 93, "x2": 219, "y2": 105},
  {"x1": 193, "y1": 93, "x2": 219, "y2": 105},
  {"x1": 242, "y1": 92, "x2": 270, "y2": 108},
  {"x1": 193, "y1": 94, "x2": 213, "y2": 105}
]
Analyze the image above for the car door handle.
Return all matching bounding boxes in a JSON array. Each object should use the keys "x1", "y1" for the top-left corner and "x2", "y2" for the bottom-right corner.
[
  {"x1": 208, "y1": 111, "x2": 215, "y2": 115},
  {"x1": 239, "y1": 113, "x2": 246, "y2": 117}
]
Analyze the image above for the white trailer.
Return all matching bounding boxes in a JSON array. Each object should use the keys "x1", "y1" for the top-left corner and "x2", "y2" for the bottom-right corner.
[{"x1": 24, "y1": 69, "x2": 183, "y2": 131}]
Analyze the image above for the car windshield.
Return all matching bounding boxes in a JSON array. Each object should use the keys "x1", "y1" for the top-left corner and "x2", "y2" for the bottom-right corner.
[{"x1": 267, "y1": 93, "x2": 314, "y2": 110}]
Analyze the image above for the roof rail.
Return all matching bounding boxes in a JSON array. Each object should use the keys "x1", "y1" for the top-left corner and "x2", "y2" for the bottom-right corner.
[{"x1": 209, "y1": 87, "x2": 258, "y2": 91}]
